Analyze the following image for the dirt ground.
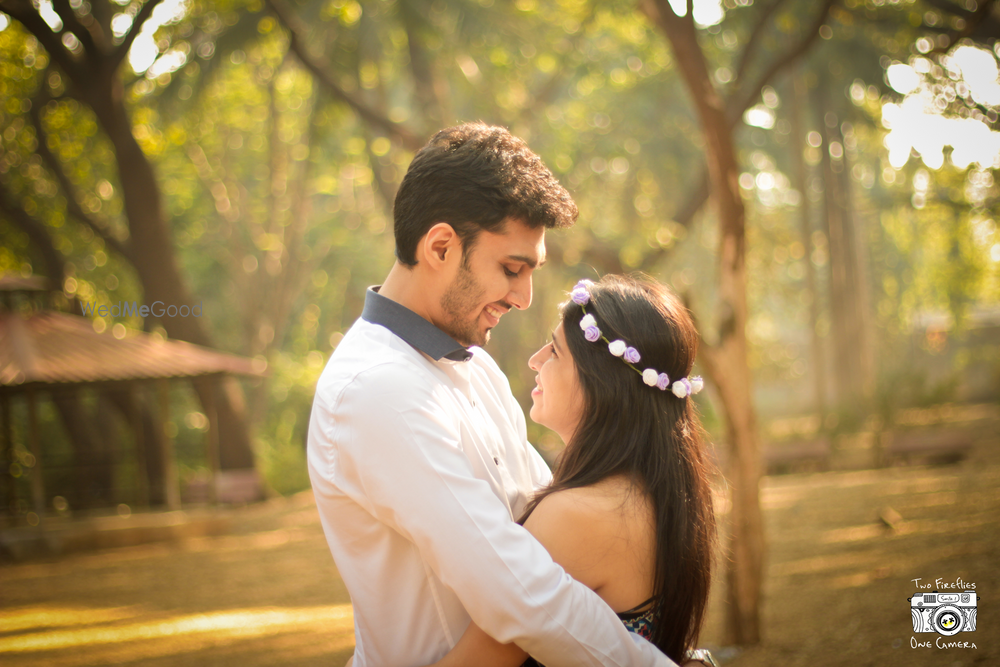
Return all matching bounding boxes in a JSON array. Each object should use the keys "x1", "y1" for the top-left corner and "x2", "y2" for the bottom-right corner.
[{"x1": 1, "y1": 404, "x2": 997, "y2": 667}]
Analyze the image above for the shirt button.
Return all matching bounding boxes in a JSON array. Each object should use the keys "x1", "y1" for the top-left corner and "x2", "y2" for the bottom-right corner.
[
  {"x1": 493, "y1": 457, "x2": 499, "y2": 465},
  {"x1": 472, "y1": 399, "x2": 477, "y2": 407}
]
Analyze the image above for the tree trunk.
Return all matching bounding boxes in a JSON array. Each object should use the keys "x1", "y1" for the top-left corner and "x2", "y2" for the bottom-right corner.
[
  {"x1": 788, "y1": 74, "x2": 827, "y2": 415},
  {"x1": 816, "y1": 84, "x2": 874, "y2": 415},
  {"x1": 644, "y1": 1, "x2": 765, "y2": 645},
  {"x1": 0, "y1": 2, "x2": 261, "y2": 485},
  {"x1": 78, "y1": 66, "x2": 257, "y2": 475}
]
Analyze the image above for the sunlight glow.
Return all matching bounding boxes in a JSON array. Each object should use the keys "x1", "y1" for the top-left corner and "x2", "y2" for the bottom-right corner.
[
  {"x1": 147, "y1": 47, "x2": 188, "y2": 78},
  {"x1": 744, "y1": 105, "x2": 776, "y2": 129},
  {"x1": 694, "y1": 0, "x2": 724, "y2": 26},
  {"x1": 128, "y1": 0, "x2": 189, "y2": 75},
  {"x1": 886, "y1": 63, "x2": 920, "y2": 95},
  {"x1": 36, "y1": 0, "x2": 63, "y2": 32},
  {"x1": 0, "y1": 606, "x2": 139, "y2": 635},
  {"x1": 883, "y1": 97, "x2": 1000, "y2": 170},
  {"x1": 111, "y1": 12, "x2": 134, "y2": 39},
  {"x1": 755, "y1": 172, "x2": 775, "y2": 190},
  {"x1": 951, "y1": 46, "x2": 1000, "y2": 106},
  {"x1": 666, "y1": 0, "x2": 724, "y2": 26},
  {"x1": 0, "y1": 12, "x2": 9, "y2": 32},
  {"x1": 881, "y1": 47, "x2": 1000, "y2": 171},
  {"x1": 0, "y1": 604, "x2": 354, "y2": 653}
]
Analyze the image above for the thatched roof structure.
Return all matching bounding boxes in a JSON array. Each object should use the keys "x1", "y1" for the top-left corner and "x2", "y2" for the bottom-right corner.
[{"x1": 0, "y1": 310, "x2": 263, "y2": 391}]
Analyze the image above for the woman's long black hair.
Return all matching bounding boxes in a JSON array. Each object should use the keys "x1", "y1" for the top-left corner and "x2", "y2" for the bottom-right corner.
[{"x1": 520, "y1": 274, "x2": 717, "y2": 663}]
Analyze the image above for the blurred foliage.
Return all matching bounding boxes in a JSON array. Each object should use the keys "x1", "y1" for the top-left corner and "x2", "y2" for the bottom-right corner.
[{"x1": 1, "y1": 0, "x2": 999, "y2": 499}]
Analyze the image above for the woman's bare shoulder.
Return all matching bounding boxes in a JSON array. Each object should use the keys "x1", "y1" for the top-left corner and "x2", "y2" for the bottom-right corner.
[
  {"x1": 523, "y1": 476, "x2": 652, "y2": 591},
  {"x1": 536, "y1": 475, "x2": 647, "y2": 515}
]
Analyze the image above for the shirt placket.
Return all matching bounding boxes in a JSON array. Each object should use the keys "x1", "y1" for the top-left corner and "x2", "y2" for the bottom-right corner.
[{"x1": 445, "y1": 360, "x2": 508, "y2": 489}]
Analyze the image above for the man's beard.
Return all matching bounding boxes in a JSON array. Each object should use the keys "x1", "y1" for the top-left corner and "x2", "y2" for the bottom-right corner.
[{"x1": 440, "y1": 263, "x2": 489, "y2": 347}]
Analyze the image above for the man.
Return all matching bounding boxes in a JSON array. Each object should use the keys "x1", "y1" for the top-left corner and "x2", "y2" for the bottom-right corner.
[{"x1": 307, "y1": 122, "x2": 674, "y2": 665}]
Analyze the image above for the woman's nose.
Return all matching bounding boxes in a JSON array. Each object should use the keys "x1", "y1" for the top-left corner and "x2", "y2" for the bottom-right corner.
[{"x1": 528, "y1": 346, "x2": 544, "y2": 371}]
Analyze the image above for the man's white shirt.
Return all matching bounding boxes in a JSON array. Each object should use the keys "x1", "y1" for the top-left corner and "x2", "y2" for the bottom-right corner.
[{"x1": 307, "y1": 289, "x2": 673, "y2": 666}]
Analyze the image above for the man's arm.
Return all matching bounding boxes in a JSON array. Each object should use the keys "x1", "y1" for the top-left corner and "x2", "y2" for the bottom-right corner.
[{"x1": 318, "y1": 368, "x2": 675, "y2": 666}]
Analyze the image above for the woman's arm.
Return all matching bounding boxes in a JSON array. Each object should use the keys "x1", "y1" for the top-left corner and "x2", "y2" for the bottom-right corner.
[
  {"x1": 427, "y1": 622, "x2": 527, "y2": 667},
  {"x1": 426, "y1": 489, "x2": 621, "y2": 667}
]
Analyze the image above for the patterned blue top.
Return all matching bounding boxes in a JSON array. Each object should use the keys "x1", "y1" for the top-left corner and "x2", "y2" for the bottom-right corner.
[{"x1": 616, "y1": 601, "x2": 657, "y2": 641}]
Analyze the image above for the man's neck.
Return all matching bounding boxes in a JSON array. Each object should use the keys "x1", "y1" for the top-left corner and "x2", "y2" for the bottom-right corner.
[{"x1": 378, "y1": 261, "x2": 437, "y2": 324}]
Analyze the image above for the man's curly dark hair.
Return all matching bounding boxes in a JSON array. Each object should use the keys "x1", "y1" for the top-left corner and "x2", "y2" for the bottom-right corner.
[{"x1": 393, "y1": 122, "x2": 578, "y2": 266}]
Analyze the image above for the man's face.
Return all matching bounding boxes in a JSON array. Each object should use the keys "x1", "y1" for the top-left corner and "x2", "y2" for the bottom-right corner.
[{"x1": 438, "y1": 219, "x2": 546, "y2": 347}]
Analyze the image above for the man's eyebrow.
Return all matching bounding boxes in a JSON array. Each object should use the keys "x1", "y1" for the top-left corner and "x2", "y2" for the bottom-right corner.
[{"x1": 506, "y1": 254, "x2": 546, "y2": 269}]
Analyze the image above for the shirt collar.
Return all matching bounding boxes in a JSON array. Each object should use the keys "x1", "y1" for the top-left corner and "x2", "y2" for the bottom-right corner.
[{"x1": 361, "y1": 286, "x2": 473, "y2": 362}]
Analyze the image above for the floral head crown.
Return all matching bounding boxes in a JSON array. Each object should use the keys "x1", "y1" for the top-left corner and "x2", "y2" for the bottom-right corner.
[{"x1": 570, "y1": 280, "x2": 703, "y2": 398}]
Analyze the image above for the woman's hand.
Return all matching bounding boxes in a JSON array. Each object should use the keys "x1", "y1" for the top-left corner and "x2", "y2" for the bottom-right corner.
[{"x1": 683, "y1": 649, "x2": 720, "y2": 667}]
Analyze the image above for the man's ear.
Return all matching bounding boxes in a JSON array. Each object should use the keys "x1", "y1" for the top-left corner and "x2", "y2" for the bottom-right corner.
[{"x1": 421, "y1": 222, "x2": 461, "y2": 269}]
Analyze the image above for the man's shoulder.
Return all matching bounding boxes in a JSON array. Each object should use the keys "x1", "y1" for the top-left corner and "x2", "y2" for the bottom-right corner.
[{"x1": 316, "y1": 320, "x2": 438, "y2": 402}]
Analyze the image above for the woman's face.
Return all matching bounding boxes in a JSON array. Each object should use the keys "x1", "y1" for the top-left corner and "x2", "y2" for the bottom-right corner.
[{"x1": 528, "y1": 320, "x2": 585, "y2": 443}]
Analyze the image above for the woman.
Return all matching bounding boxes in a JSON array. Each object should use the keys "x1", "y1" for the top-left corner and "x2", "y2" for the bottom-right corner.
[{"x1": 429, "y1": 274, "x2": 718, "y2": 666}]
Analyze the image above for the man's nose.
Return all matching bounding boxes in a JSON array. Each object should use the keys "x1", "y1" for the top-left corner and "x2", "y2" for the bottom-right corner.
[{"x1": 509, "y1": 273, "x2": 533, "y2": 310}]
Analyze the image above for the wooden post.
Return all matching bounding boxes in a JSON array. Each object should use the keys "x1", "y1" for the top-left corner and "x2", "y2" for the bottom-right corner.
[
  {"x1": 26, "y1": 387, "x2": 44, "y2": 523},
  {"x1": 2, "y1": 393, "x2": 14, "y2": 524},
  {"x1": 158, "y1": 379, "x2": 180, "y2": 510},
  {"x1": 201, "y1": 377, "x2": 220, "y2": 504},
  {"x1": 129, "y1": 388, "x2": 150, "y2": 508}
]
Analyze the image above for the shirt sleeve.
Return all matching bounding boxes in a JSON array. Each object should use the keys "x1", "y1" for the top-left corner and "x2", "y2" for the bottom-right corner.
[{"x1": 318, "y1": 365, "x2": 676, "y2": 667}]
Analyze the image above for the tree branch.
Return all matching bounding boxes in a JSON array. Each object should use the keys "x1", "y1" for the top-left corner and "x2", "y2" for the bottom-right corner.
[
  {"x1": 928, "y1": 0, "x2": 998, "y2": 54},
  {"x1": 0, "y1": 1, "x2": 83, "y2": 82},
  {"x1": 728, "y1": 0, "x2": 839, "y2": 124},
  {"x1": 921, "y1": 0, "x2": 974, "y2": 19},
  {"x1": 637, "y1": 0, "x2": 835, "y2": 272},
  {"x1": 733, "y1": 0, "x2": 791, "y2": 85},
  {"x1": 546, "y1": 229, "x2": 624, "y2": 276},
  {"x1": 50, "y1": 0, "x2": 101, "y2": 58},
  {"x1": 0, "y1": 177, "x2": 66, "y2": 289},
  {"x1": 29, "y1": 97, "x2": 131, "y2": 260},
  {"x1": 265, "y1": 0, "x2": 424, "y2": 151},
  {"x1": 641, "y1": 0, "x2": 687, "y2": 26},
  {"x1": 636, "y1": 169, "x2": 710, "y2": 273},
  {"x1": 516, "y1": 0, "x2": 600, "y2": 127},
  {"x1": 111, "y1": 0, "x2": 165, "y2": 71}
]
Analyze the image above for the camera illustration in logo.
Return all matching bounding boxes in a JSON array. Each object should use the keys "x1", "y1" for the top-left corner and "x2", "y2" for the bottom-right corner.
[{"x1": 909, "y1": 591, "x2": 978, "y2": 636}]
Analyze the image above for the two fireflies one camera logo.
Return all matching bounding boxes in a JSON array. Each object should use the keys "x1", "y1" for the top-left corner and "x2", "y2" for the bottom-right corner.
[{"x1": 909, "y1": 588, "x2": 977, "y2": 636}]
